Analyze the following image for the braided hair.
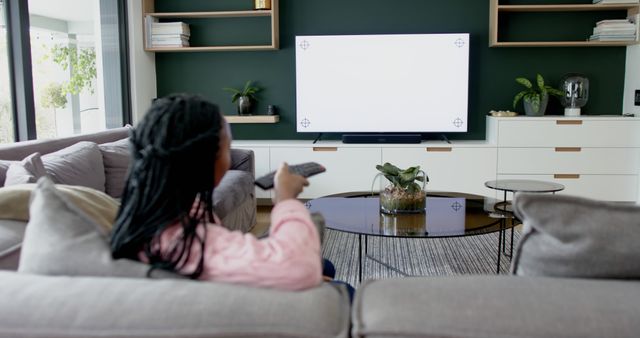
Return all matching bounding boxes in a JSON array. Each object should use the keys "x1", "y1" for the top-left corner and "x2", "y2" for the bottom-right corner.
[{"x1": 110, "y1": 94, "x2": 224, "y2": 279}]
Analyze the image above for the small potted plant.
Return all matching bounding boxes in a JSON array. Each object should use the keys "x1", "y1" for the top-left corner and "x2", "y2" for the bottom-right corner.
[
  {"x1": 223, "y1": 80, "x2": 261, "y2": 115},
  {"x1": 513, "y1": 74, "x2": 563, "y2": 116},
  {"x1": 375, "y1": 162, "x2": 428, "y2": 214}
]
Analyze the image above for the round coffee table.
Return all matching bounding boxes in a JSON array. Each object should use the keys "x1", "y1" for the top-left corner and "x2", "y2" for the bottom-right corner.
[
  {"x1": 484, "y1": 179, "x2": 565, "y2": 264},
  {"x1": 306, "y1": 191, "x2": 515, "y2": 281}
]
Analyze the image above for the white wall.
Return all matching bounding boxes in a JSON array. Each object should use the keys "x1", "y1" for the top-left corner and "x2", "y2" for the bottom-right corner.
[
  {"x1": 127, "y1": 0, "x2": 156, "y2": 124},
  {"x1": 624, "y1": 44, "x2": 640, "y2": 116}
]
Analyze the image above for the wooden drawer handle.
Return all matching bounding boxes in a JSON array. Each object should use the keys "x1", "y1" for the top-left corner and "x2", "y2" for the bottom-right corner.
[
  {"x1": 426, "y1": 147, "x2": 452, "y2": 152},
  {"x1": 313, "y1": 147, "x2": 337, "y2": 152},
  {"x1": 556, "y1": 120, "x2": 582, "y2": 125},
  {"x1": 554, "y1": 174, "x2": 580, "y2": 179},
  {"x1": 555, "y1": 147, "x2": 581, "y2": 152}
]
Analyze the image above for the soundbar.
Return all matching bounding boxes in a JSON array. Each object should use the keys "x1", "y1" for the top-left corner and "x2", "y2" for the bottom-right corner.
[{"x1": 342, "y1": 134, "x2": 421, "y2": 144}]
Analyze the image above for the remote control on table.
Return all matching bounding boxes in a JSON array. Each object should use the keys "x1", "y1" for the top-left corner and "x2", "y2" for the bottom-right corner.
[{"x1": 254, "y1": 162, "x2": 326, "y2": 190}]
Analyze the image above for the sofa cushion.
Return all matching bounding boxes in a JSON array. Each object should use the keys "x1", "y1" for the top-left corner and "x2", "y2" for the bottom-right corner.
[
  {"x1": 98, "y1": 138, "x2": 130, "y2": 198},
  {"x1": 4, "y1": 152, "x2": 46, "y2": 185},
  {"x1": 511, "y1": 193, "x2": 640, "y2": 278},
  {"x1": 18, "y1": 177, "x2": 176, "y2": 278},
  {"x1": 353, "y1": 276, "x2": 640, "y2": 338},
  {"x1": 41, "y1": 141, "x2": 106, "y2": 192},
  {"x1": 214, "y1": 169, "x2": 254, "y2": 219},
  {"x1": 0, "y1": 183, "x2": 119, "y2": 230},
  {"x1": 0, "y1": 271, "x2": 351, "y2": 338},
  {"x1": 0, "y1": 220, "x2": 27, "y2": 270}
]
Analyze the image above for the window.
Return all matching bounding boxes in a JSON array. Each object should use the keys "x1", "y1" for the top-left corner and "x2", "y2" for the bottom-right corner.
[
  {"x1": 0, "y1": 0, "x2": 15, "y2": 144},
  {"x1": 2, "y1": 0, "x2": 129, "y2": 142}
]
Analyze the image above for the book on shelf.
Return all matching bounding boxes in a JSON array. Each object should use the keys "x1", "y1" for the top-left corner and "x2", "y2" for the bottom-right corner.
[
  {"x1": 589, "y1": 34, "x2": 637, "y2": 41},
  {"x1": 151, "y1": 22, "x2": 190, "y2": 36},
  {"x1": 593, "y1": 26, "x2": 636, "y2": 34},
  {"x1": 596, "y1": 19, "x2": 633, "y2": 26}
]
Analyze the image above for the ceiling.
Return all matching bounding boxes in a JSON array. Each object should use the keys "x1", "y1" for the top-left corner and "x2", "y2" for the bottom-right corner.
[{"x1": 28, "y1": 0, "x2": 95, "y2": 23}]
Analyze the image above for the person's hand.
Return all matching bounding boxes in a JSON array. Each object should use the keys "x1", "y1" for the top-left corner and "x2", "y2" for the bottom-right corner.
[{"x1": 272, "y1": 162, "x2": 309, "y2": 204}]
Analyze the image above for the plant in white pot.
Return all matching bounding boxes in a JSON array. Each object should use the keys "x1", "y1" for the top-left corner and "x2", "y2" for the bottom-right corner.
[
  {"x1": 223, "y1": 80, "x2": 261, "y2": 115},
  {"x1": 512, "y1": 74, "x2": 563, "y2": 116}
]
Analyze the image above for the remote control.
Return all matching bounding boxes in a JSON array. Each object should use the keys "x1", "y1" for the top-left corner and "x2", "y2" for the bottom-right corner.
[{"x1": 255, "y1": 162, "x2": 326, "y2": 190}]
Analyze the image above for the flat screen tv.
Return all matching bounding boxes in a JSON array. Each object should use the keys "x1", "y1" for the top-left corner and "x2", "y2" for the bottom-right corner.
[{"x1": 295, "y1": 33, "x2": 470, "y2": 135}]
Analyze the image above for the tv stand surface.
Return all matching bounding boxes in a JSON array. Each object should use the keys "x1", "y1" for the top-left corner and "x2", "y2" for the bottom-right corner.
[{"x1": 342, "y1": 133, "x2": 421, "y2": 144}]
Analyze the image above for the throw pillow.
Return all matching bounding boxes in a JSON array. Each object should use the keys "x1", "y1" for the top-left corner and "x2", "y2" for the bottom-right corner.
[
  {"x1": 0, "y1": 159, "x2": 12, "y2": 186},
  {"x1": 98, "y1": 138, "x2": 130, "y2": 198},
  {"x1": 41, "y1": 141, "x2": 106, "y2": 192},
  {"x1": 0, "y1": 183, "x2": 119, "y2": 230},
  {"x1": 511, "y1": 192, "x2": 640, "y2": 278},
  {"x1": 4, "y1": 153, "x2": 46, "y2": 186},
  {"x1": 18, "y1": 176, "x2": 180, "y2": 279}
]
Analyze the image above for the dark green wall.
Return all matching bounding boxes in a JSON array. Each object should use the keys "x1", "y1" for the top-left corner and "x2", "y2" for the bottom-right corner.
[{"x1": 155, "y1": 0, "x2": 627, "y2": 140}]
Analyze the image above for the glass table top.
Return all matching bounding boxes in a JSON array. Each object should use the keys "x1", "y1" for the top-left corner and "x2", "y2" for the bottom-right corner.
[
  {"x1": 484, "y1": 179, "x2": 565, "y2": 193},
  {"x1": 307, "y1": 192, "x2": 513, "y2": 238}
]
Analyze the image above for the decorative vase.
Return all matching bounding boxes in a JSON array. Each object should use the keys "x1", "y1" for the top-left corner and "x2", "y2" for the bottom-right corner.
[
  {"x1": 560, "y1": 73, "x2": 589, "y2": 117},
  {"x1": 523, "y1": 93, "x2": 548, "y2": 116},
  {"x1": 378, "y1": 173, "x2": 426, "y2": 214},
  {"x1": 237, "y1": 96, "x2": 252, "y2": 115},
  {"x1": 254, "y1": 0, "x2": 271, "y2": 10},
  {"x1": 380, "y1": 212, "x2": 426, "y2": 236}
]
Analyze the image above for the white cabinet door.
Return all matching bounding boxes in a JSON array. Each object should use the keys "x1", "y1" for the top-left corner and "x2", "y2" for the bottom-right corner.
[
  {"x1": 270, "y1": 146, "x2": 381, "y2": 198},
  {"x1": 497, "y1": 174, "x2": 638, "y2": 202},
  {"x1": 382, "y1": 146, "x2": 497, "y2": 197},
  {"x1": 233, "y1": 145, "x2": 271, "y2": 199}
]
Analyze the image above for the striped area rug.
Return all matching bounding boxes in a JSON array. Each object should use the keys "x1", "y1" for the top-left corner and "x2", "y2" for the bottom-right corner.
[{"x1": 322, "y1": 228, "x2": 521, "y2": 288}]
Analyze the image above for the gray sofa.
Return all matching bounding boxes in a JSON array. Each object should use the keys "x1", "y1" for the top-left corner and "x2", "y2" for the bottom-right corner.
[
  {"x1": 0, "y1": 127, "x2": 256, "y2": 270},
  {"x1": 0, "y1": 128, "x2": 352, "y2": 338}
]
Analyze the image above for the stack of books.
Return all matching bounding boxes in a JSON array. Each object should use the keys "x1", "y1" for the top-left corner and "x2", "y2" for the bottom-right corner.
[
  {"x1": 589, "y1": 18, "x2": 638, "y2": 41},
  {"x1": 149, "y1": 21, "x2": 190, "y2": 48},
  {"x1": 592, "y1": 0, "x2": 638, "y2": 4}
]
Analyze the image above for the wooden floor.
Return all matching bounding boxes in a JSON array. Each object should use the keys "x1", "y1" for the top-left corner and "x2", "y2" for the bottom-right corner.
[{"x1": 250, "y1": 205, "x2": 273, "y2": 237}]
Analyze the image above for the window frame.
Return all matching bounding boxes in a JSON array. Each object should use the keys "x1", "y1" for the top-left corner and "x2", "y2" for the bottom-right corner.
[{"x1": 1, "y1": 0, "x2": 131, "y2": 142}]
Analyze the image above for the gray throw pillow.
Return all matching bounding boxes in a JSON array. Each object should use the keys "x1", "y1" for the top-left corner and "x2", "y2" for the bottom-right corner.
[
  {"x1": 41, "y1": 141, "x2": 106, "y2": 192},
  {"x1": 98, "y1": 138, "x2": 130, "y2": 198},
  {"x1": 0, "y1": 160, "x2": 12, "y2": 187},
  {"x1": 511, "y1": 193, "x2": 640, "y2": 278},
  {"x1": 18, "y1": 176, "x2": 180, "y2": 279},
  {"x1": 4, "y1": 153, "x2": 46, "y2": 186}
]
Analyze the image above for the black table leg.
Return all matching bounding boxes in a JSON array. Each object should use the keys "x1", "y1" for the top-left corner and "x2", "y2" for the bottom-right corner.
[{"x1": 358, "y1": 234, "x2": 363, "y2": 283}]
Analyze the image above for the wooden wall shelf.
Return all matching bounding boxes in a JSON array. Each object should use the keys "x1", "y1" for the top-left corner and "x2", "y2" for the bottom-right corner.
[
  {"x1": 142, "y1": 0, "x2": 279, "y2": 52},
  {"x1": 224, "y1": 115, "x2": 280, "y2": 124},
  {"x1": 489, "y1": 0, "x2": 640, "y2": 47}
]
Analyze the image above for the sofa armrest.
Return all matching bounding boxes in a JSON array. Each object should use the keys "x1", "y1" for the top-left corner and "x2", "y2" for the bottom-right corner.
[{"x1": 230, "y1": 148, "x2": 254, "y2": 176}]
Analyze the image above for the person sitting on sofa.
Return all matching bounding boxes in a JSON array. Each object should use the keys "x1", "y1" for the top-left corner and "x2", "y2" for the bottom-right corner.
[{"x1": 110, "y1": 94, "x2": 326, "y2": 291}]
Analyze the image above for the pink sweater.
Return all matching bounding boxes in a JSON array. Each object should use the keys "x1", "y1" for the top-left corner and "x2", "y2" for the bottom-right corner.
[{"x1": 145, "y1": 199, "x2": 323, "y2": 291}]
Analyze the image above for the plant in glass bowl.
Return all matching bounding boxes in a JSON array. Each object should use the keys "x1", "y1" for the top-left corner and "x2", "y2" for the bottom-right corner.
[
  {"x1": 513, "y1": 74, "x2": 563, "y2": 116},
  {"x1": 223, "y1": 80, "x2": 261, "y2": 115},
  {"x1": 375, "y1": 162, "x2": 428, "y2": 214}
]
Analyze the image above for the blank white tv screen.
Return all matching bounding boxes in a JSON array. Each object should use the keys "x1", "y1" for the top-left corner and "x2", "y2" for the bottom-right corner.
[{"x1": 295, "y1": 33, "x2": 470, "y2": 133}]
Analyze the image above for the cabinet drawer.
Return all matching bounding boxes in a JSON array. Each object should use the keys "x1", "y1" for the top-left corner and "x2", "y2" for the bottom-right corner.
[
  {"x1": 270, "y1": 146, "x2": 381, "y2": 198},
  {"x1": 382, "y1": 147, "x2": 497, "y2": 197},
  {"x1": 497, "y1": 148, "x2": 640, "y2": 175},
  {"x1": 497, "y1": 174, "x2": 638, "y2": 202},
  {"x1": 497, "y1": 120, "x2": 640, "y2": 147}
]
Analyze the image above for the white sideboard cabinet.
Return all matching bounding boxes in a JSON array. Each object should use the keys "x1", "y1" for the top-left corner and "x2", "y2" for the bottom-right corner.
[
  {"x1": 233, "y1": 140, "x2": 497, "y2": 200},
  {"x1": 487, "y1": 116, "x2": 640, "y2": 202}
]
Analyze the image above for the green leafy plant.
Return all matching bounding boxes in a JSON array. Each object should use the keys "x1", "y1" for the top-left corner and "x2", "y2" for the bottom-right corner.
[
  {"x1": 45, "y1": 44, "x2": 97, "y2": 95},
  {"x1": 222, "y1": 80, "x2": 261, "y2": 103},
  {"x1": 512, "y1": 73, "x2": 563, "y2": 112},
  {"x1": 376, "y1": 162, "x2": 428, "y2": 194},
  {"x1": 41, "y1": 83, "x2": 68, "y2": 110},
  {"x1": 376, "y1": 162, "x2": 429, "y2": 213}
]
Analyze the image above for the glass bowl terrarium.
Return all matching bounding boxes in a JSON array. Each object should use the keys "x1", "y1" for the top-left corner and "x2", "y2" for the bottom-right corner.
[{"x1": 375, "y1": 162, "x2": 428, "y2": 214}]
